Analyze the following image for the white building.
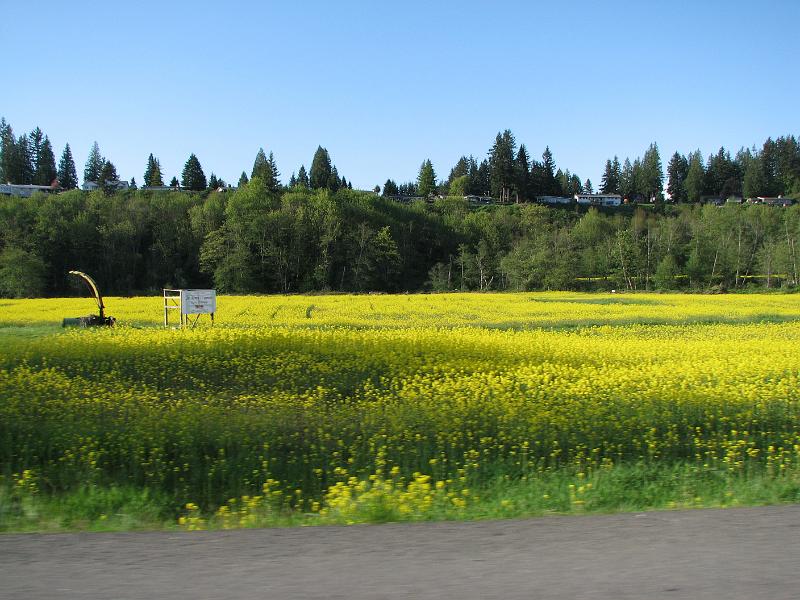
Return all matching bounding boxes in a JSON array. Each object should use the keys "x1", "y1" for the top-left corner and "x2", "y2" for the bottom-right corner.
[
  {"x1": 536, "y1": 196, "x2": 573, "y2": 205},
  {"x1": 82, "y1": 180, "x2": 130, "y2": 192},
  {"x1": 574, "y1": 193, "x2": 622, "y2": 207}
]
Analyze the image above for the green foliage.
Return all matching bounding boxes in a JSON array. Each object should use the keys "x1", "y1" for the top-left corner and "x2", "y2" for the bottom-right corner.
[
  {"x1": 181, "y1": 153, "x2": 207, "y2": 191},
  {"x1": 83, "y1": 141, "x2": 104, "y2": 184},
  {"x1": 310, "y1": 146, "x2": 332, "y2": 189},
  {"x1": 34, "y1": 137, "x2": 57, "y2": 186},
  {"x1": 417, "y1": 159, "x2": 437, "y2": 197},
  {"x1": 57, "y1": 143, "x2": 78, "y2": 190},
  {"x1": 0, "y1": 247, "x2": 46, "y2": 297}
]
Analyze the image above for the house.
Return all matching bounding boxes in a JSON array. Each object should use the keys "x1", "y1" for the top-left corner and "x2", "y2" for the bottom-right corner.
[
  {"x1": 574, "y1": 193, "x2": 622, "y2": 207},
  {"x1": 0, "y1": 183, "x2": 58, "y2": 198},
  {"x1": 536, "y1": 196, "x2": 572, "y2": 205},
  {"x1": 81, "y1": 180, "x2": 130, "y2": 192}
]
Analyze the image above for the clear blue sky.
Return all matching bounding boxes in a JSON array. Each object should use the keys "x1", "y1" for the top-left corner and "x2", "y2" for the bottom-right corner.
[{"x1": 2, "y1": 0, "x2": 798, "y2": 190}]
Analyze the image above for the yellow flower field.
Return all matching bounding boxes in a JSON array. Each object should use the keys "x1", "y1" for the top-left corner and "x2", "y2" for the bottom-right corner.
[{"x1": 1, "y1": 292, "x2": 799, "y2": 524}]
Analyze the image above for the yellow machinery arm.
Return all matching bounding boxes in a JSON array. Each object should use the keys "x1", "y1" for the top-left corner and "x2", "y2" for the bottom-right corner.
[{"x1": 68, "y1": 271, "x2": 105, "y2": 319}]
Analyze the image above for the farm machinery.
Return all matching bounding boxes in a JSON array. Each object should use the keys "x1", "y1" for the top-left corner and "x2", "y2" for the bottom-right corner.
[{"x1": 62, "y1": 270, "x2": 116, "y2": 327}]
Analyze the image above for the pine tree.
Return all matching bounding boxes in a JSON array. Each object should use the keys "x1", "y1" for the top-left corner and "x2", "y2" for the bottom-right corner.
[
  {"x1": 383, "y1": 179, "x2": 398, "y2": 196},
  {"x1": 16, "y1": 134, "x2": 34, "y2": 184},
  {"x1": 289, "y1": 172, "x2": 297, "y2": 187},
  {"x1": 99, "y1": 160, "x2": 119, "y2": 194},
  {"x1": 447, "y1": 156, "x2": 469, "y2": 184},
  {"x1": 34, "y1": 137, "x2": 57, "y2": 185},
  {"x1": 489, "y1": 130, "x2": 516, "y2": 200},
  {"x1": 57, "y1": 143, "x2": 78, "y2": 189},
  {"x1": 297, "y1": 165, "x2": 309, "y2": 188},
  {"x1": 515, "y1": 145, "x2": 530, "y2": 201},
  {"x1": 129, "y1": 177, "x2": 137, "y2": 190},
  {"x1": 640, "y1": 142, "x2": 664, "y2": 201},
  {"x1": 540, "y1": 146, "x2": 559, "y2": 196},
  {"x1": 238, "y1": 171, "x2": 249, "y2": 187},
  {"x1": 84, "y1": 141, "x2": 104, "y2": 184},
  {"x1": 181, "y1": 153, "x2": 207, "y2": 191},
  {"x1": 251, "y1": 148, "x2": 269, "y2": 180},
  {"x1": 144, "y1": 153, "x2": 164, "y2": 186},
  {"x1": 584, "y1": 178, "x2": 593, "y2": 194},
  {"x1": 683, "y1": 151, "x2": 705, "y2": 202},
  {"x1": 600, "y1": 158, "x2": 620, "y2": 194},
  {"x1": 208, "y1": 173, "x2": 219, "y2": 190},
  {"x1": 29, "y1": 127, "x2": 44, "y2": 172},
  {"x1": 417, "y1": 159, "x2": 437, "y2": 197},
  {"x1": 620, "y1": 158, "x2": 635, "y2": 199},
  {"x1": 0, "y1": 118, "x2": 14, "y2": 183},
  {"x1": 666, "y1": 152, "x2": 689, "y2": 202},
  {"x1": 310, "y1": 146, "x2": 332, "y2": 189},
  {"x1": 265, "y1": 151, "x2": 281, "y2": 193},
  {"x1": 328, "y1": 166, "x2": 340, "y2": 192},
  {"x1": 170, "y1": 176, "x2": 180, "y2": 188}
]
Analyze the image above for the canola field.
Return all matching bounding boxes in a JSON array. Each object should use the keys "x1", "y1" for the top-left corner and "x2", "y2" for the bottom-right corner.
[{"x1": 2, "y1": 292, "x2": 800, "y2": 528}]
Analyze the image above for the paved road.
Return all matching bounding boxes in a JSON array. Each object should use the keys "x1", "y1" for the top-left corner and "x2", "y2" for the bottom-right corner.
[{"x1": 1, "y1": 506, "x2": 798, "y2": 600}]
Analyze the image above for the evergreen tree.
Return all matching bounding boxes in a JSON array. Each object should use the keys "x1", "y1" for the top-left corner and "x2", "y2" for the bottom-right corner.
[
  {"x1": 417, "y1": 159, "x2": 437, "y2": 197},
  {"x1": 29, "y1": 127, "x2": 44, "y2": 172},
  {"x1": 600, "y1": 157, "x2": 622, "y2": 194},
  {"x1": 181, "y1": 153, "x2": 207, "y2": 191},
  {"x1": 84, "y1": 141, "x2": 104, "y2": 184},
  {"x1": 208, "y1": 173, "x2": 219, "y2": 190},
  {"x1": 170, "y1": 176, "x2": 180, "y2": 188},
  {"x1": 16, "y1": 134, "x2": 34, "y2": 184},
  {"x1": 34, "y1": 137, "x2": 57, "y2": 186},
  {"x1": 328, "y1": 166, "x2": 340, "y2": 192},
  {"x1": 238, "y1": 171, "x2": 249, "y2": 187},
  {"x1": 447, "y1": 156, "x2": 469, "y2": 185},
  {"x1": 99, "y1": 160, "x2": 118, "y2": 195},
  {"x1": 620, "y1": 158, "x2": 635, "y2": 199},
  {"x1": 144, "y1": 153, "x2": 164, "y2": 186},
  {"x1": 83, "y1": 142, "x2": 100, "y2": 185},
  {"x1": 539, "y1": 146, "x2": 560, "y2": 196},
  {"x1": 683, "y1": 151, "x2": 705, "y2": 202},
  {"x1": 640, "y1": 142, "x2": 664, "y2": 201},
  {"x1": 666, "y1": 152, "x2": 689, "y2": 202},
  {"x1": 515, "y1": 144, "x2": 530, "y2": 201},
  {"x1": 289, "y1": 172, "x2": 297, "y2": 187},
  {"x1": 0, "y1": 118, "x2": 14, "y2": 183},
  {"x1": 489, "y1": 130, "x2": 516, "y2": 200},
  {"x1": 383, "y1": 179, "x2": 399, "y2": 196},
  {"x1": 251, "y1": 148, "x2": 269, "y2": 180},
  {"x1": 310, "y1": 146, "x2": 332, "y2": 189},
  {"x1": 129, "y1": 177, "x2": 137, "y2": 190},
  {"x1": 297, "y1": 165, "x2": 309, "y2": 188},
  {"x1": 57, "y1": 143, "x2": 78, "y2": 189},
  {"x1": 584, "y1": 178, "x2": 593, "y2": 194},
  {"x1": 265, "y1": 151, "x2": 281, "y2": 193},
  {"x1": 742, "y1": 155, "x2": 766, "y2": 198}
]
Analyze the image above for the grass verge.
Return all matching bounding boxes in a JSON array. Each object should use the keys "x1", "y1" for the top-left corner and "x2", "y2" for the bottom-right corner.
[{"x1": 2, "y1": 462, "x2": 799, "y2": 533}]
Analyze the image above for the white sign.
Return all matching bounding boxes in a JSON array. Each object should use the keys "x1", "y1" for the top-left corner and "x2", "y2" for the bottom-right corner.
[{"x1": 181, "y1": 289, "x2": 216, "y2": 315}]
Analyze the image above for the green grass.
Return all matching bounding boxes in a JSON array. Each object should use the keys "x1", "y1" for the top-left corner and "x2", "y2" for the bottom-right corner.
[{"x1": 2, "y1": 462, "x2": 799, "y2": 533}]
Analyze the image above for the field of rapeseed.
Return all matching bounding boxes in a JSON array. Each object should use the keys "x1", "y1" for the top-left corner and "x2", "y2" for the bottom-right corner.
[{"x1": 1, "y1": 292, "x2": 800, "y2": 530}]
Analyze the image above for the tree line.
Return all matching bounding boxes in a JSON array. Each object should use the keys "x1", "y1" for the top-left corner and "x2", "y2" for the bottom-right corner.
[
  {"x1": 3, "y1": 117, "x2": 798, "y2": 204},
  {"x1": 383, "y1": 130, "x2": 800, "y2": 205},
  {"x1": 1, "y1": 180, "x2": 800, "y2": 298}
]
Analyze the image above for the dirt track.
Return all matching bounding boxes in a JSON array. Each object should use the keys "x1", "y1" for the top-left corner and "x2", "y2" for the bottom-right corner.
[{"x1": 2, "y1": 506, "x2": 799, "y2": 599}]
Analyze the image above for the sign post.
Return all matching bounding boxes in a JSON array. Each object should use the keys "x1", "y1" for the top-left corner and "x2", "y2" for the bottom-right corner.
[{"x1": 163, "y1": 289, "x2": 216, "y2": 328}]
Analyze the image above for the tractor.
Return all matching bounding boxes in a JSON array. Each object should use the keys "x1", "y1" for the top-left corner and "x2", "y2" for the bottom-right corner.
[{"x1": 62, "y1": 271, "x2": 116, "y2": 327}]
